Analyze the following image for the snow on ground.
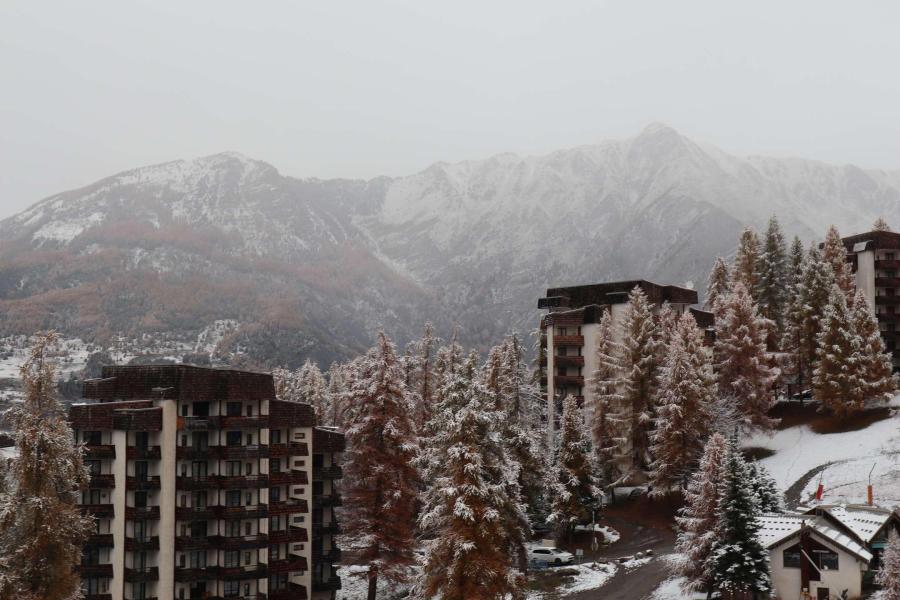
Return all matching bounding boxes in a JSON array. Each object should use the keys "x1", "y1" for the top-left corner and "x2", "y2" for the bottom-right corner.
[
  {"x1": 0, "y1": 447, "x2": 17, "y2": 460},
  {"x1": 746, "y1": 396, "x2": 900, "y2": 506},
  {"x1": 335, "y1": 565, "x2": 413, "y2": 600},
  {"x1": 527, "y1": 562, "x2": 618, "y2": 598},
  {"x1": 621, "y1": 556, "x2": 653, "y2": 570},
  {"x1": 0, "y1": 336, "x2": 92, "y2": 379},
  {"x1": 573, "y1": 523, "x2": 620, "y2": 544},
  {"x1": 648, "y1": 577, "x2": 707, "y2": 600}
]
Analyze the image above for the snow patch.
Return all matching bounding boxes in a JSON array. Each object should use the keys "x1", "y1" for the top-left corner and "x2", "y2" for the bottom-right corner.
[{"x1": 32, "y1": 212, "x2": 104, "y2": 243}]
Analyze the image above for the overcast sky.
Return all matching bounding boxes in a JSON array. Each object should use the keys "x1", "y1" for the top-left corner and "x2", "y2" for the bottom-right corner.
[{"x1": 1, "y1": 1, "x2": 899, "y2": 218}]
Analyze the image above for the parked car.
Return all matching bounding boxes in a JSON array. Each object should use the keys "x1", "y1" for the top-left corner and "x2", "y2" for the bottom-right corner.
[{"x1": 527, "y1": 545, "x2": 575, "y2": 566}]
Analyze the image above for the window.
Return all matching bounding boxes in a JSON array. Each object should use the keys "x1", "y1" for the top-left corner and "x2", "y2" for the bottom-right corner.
[
  {"x1": 271, "y1": 458, "x2": 281, "y2": 473},
  {"x1": 783, "y1": 546, "x2": 802, "y2": 568},
  {"x1": 224, "y1": 581, "x2": 240, "y2": 597},
  {"x1": 244, "y1": 521, "x2": 252, "y2": 535},
  {"x1": 244, "y1": 551, "x2": 251, "y2": 565},
  {"x1": 226, "y1": 402, "x2": 242, "y2": 417},
  {"x1": 83, "y1": 546, "x2": 101, "y2": 565},
  {"x1": 271, "y1": 429, "x2": 281, "y2": 444},
  {"x1": 191, "y1": 461, "x2": 207, "y2": 479},
  {"x1": 83, "y1": 431, "x2": 102, "y2": 445},
  {"x1": 227, "y1": 461, "x2": 241, "y2": 476},
  {"x1": 226, "y1": 521, "x2": 240, "y2": 537},
  {"x1": 181, "y1": 404, "x2": 188, "y2": 417},
  {"x1": 814, "y1": 550, "x2": 839, "y2": 570},
  {"x1": 86, "y1": 460, "x2": 101, "y2": 476},
  {"x1": 224, "y1": 551, "x2": 240, "y2": 568},
  {"x1": 246, "y1": 433, "x2": 253, "y2": 446},
  {"x1": 271, "y1": 515, "x2": 284, "y2": 531},
  {"x1": 190, "y1": 521, "x2": 207, "y2": 538},
  {"x1": 226, "y1": 431, "x2": 242, "y2": 447},
  {"x1": 269, "y1": 574, "x2": 288, "y2": 591},
  {"x1": 135, "y1": 431, "x2": 149, "y2": 450},
  {"x1": 226, "y1": 490, "x2": 241, "y2": 507},
  {"x1": 134, "y1": 461, "x2": 148, "y2": 482},
  {"x1": 270, "y1": 544, "x2": 281, "y2": 560},
  {"x1": 245, "y1": 463, "x2": 253, "y2": 475},
  {"x1": 246, "y1": 404, "x2": 253, "y2": 417},
  {"x1": 192, "y1": 491, "x2": 207, "y2": 508},
  {"x1": 270, "y1": 486, "x2": 281, "y2": 502},
  {"x1": 189, "y1": 551, "x2": 207, "y2": 569},
  {"x1": 134, "y1": 491, "x2": 147, "y2": 508}
]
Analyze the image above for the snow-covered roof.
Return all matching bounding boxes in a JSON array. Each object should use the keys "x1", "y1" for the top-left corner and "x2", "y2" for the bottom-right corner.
[
  {"x1": 757, "y1": 514, "x2": 872, "y2": 563},
  {"x1": 805, "y1": 504, "x2": 896, "y2": 544}
]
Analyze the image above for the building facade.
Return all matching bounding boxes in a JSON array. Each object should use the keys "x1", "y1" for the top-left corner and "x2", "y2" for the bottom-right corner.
[
  {"x1": 537, "y1": 280, "x2": 711, "y2": 450},
  {"x1": 70, "y1": 364, "x2": 343, "y2": 600},
  {"x1": 841, "y1": 229, "x2": 900, "y2": 367}
]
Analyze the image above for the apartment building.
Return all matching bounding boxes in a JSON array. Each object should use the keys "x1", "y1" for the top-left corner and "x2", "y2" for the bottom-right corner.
[
  {"x1": 537, "y1": 280, "x2": 711, "y2": 450},
  {"x1": 841, "y1": 229, "x2": 900, "y2": 367},
  {"x1": 70, "y1": 364, "x2": 343, "y2": 600}
]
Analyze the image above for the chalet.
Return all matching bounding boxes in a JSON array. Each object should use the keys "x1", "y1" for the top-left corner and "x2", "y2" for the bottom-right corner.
[{"x1": 801, "y1": 504, "x2": 900, "y2": 572}]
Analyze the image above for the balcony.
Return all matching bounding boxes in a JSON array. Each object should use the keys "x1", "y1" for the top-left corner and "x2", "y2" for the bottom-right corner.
[
  {"x1": 175, "y1": 505, "x2": 217, "y2": 521},
  {"x1": 876, "y1": 259, "x2": 900, "y2": 270},
  {"x1": 81, "y1": 504, "x2": 114, "y2": 518},
  {"x1": 89, "y1": 474, "x2": 116, "y2": 488},
  {"x1": 268, "y1": 499, "x2": 308, "y2": 515},
  {"x1": 176, "y1": 475, "x2": 217, "y2": 490},
  {"x1": 127, "y1": 446, "x2": 161, "y2": 460},
  {"x1": 313, "y1": 466, "x2": 342, "y2": 481},
  {"x1": 312, "y1": 494, "x2": 342, "y2": 509},
  {"x1": 84, "y1": 595, "x2": 113, "y2": 600},
  {"x1": 268, "y1": 470, "x2": 307, "y2": 486},
  {"x1": 219, "y1": 564, "x2": 268, "y2": 580},
  {"x1": 77, "y1": 563, "x2": 114, "y2": 578},
  {"x1": 86, "y1": 533, "x2": 114, "y2": 547},
  {"x1": 552, "y1": 335, "x2": 584, "y2": 347},
  {"x1": 125, "y1": 535, "x2": 160, "y2": 551},
  {"x1": 180, "y1": 416, "x2": 221, "y2": 430},
  {"x1": 174, "y1": 566, "x2": 220, "y2": 582},
  {"x1": 552, "y1": 355, "x2": 585, "y2": 368},
  {"x1": 267, "y1": 554, "x2": 308, "y2": 573},
  {"x1": 218, "y1": 474, "x2": 268, "y2": 489},
  {"x1": 218, "y1": 444, "x2": 268, "y2": 460},
  {"x1": 312, "y1": 576, "x2": 342, "y2": 592},
  {"x1": 269, "y1": 583, "x2": 308, "y2": 600},
  {"x1": 84, "y1": 445, "x2": 116, "y2": 459},
  {"x1": 553, "y1": 375, "x2": 585, "y2": 387},
  {"x1": 875, "y1": 295, "x2": 900, "y2": 305},
  {"x1": 312, "y1": 544, "x2": 342, "y2": 564},
  {"x1": 124, "y1": 566, "x2": 159, "y2": 582},
  {"x1": 268, "y1": 442, "x2": 309, "y2": 458},
  {"x1": 217, "y1": 504, "x2": 268, "y2": 520},
  {"x1": 217, "y1": 533, "x2": 268, "y2": 550},
  {"x1": 219, "y1": 415, "x2": 266, "y2": 429},
  {"x1": 312, "y1": 521, "x2": 340, "y2": 537},
  {"x1": 268, "y1": 526, "x2": 307, "y2": 544},
  {"x1": 176, "y1": 446, "x2": 214, "y2": 460},
  {"x1": 125, "y1": 506, "x2": 160, "y2": 520},
  {"x1": 127, "y1": 475, "x2": 161, "y2": 490},
  {"x1": 174, "y1": 536, "x2": 215, "y2": 551}
]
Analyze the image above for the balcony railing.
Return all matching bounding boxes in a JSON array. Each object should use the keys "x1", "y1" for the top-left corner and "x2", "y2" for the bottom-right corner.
[
  {"x1": 175, "y1": 505, "x2": 217, "y2": 520},
  {"x1": 126, "y1": 446, "x2": 161, "y2": 459},
  {"x1": 313, "y1": 466, "x2": 342, "y2": 481},
  {"x1": 180, "y1": 416, "x2": 221, "y2": 430},
  {"x1": 84, "y1": 594, "x2": 113, "y2": 600},
  {"x1": 84, "y1": 445, "x2": 116, "y2": 459},
  {"x1": 217, "y1": 533, "x2": 268, "y2": 550},
  {"x1": 312, "y1": 493, "x2": 342, "y2": 509},
  {"x1": 217, "y1": 504, "x2": 268, "y2": 520},
  {"x1": 876, "y1": 259, "x2": 900, "y2": 270},
  {"x1": 218, "y1": 474, "x2": 268, "y2": 489},
  {"x1": 86, "y1": 533, "x2": 114, "y2": 547},
  {"x1": 268, "y1": 470, "x2": 307, "y2": 486},
  {"x1": 552, "y1": 335, "x2": 584, "y2": 347},
  {"x1": 219, "y1": 564, "x2": 268, "y2": 580},
  {"x1": 125, "y1": 535, "x2": 160, "y2": 551},
  {"x1": 553, "y1": 375, "x2": 585, "y2": 387},
  {"x1": 123, "y1": 566, "x2": 159, "y2": 582},
  {"x1": 174, "y1": 566, "x2": 220, "y2": 582},
  {"x1": 175, "y1": 446, "x2": 214, "y2": 459},
  {"x1": 268, "y1": 499, "x2": 308, "y2": 515},
  {"x1": 89, "y1": 474, "x2": 116, "y2": 488},
  {"x1": 176, "y1": 475, "x2": 216, "y2": 490},
  {"x1": 219, "y1": 415, "x2": 266, "y2": 429},
  {"x1": 268, "y1": 583, "x2": 307, "y2": 600},
  {"x1": 312, "y1": 521, "x2": 340, "y2": 537},
  {"x1": 125, "y1": 506, "x2": 160, "y2": 520},
  {"x1": 77, "y1": 563, "x2": 114, "y2": 578},
  {"x1": 268, "y1": 442, "x2": 309, "y2": 457},
  {"x1": 174, "y1": 536, "x2": 215, "y2": 551},
  {"x1": 268, "y1": 526, "x2": 307, "y2": 544},
  {"x1": 126, "y1": 475, "x2": 161, "y2": 490},
  {"x1": 81, "y1": 504, "x2": 114, "y2": 518},
  {"x1": 218, "y1": 444, "x2": 268, "y2": 460},
  {"x1": 312, "y1": 545, "x2": 342, "y2": 564},
  {"x1": 267, "y1": 554, "x2": 308, "y2": 573}
]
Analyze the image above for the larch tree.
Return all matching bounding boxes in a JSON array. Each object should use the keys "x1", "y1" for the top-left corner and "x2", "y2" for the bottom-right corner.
[
  {"x1": 649, "y1": 314, "x2": 715, "y2": 494},
  {"x1": 787, "y1": 236, "x2": 805, "y2": 290},
  {"x1": 674, "y1": 433, "x2": 728, "y2": 595},
  {"x1": 783, "y1": 244, "x2": 833, "y2": 389},
  {"x1": 589, "y1": 309, "x2": 622, "y2": 483},
  {"x1": 733, "y1": 227, "x2": 761, "y2": 300},
  {"x1": 547, "y1": 395, "x2": 602, "y2": 545},
  {"x1": 274, "y1": 359, "x2": 329, "y2": 417},
  {"x1": 822, "y1": 224, "x2": 855, "y2": 294},
  {"x1": 611, "y1": 286, "x2": 662, "y2": 484},
  {"x1": 0, "y1": 332, "x2": 93, "y2": 600},
  {"x1": 711, "y1": 440, "x2": 772, "y2": 600},
  {"x1": 851, "y1": 289, "x2": 897, "y2": 403},
  {"x1": 813, "y1": 285, "x2": 866, "y2": 417},
  {"x1": 417, "y1": 354, "x2": 528, "y2": 600},
  {"x1": 341, "y1": 332, "x2": 419, "y2": 600},
  {"x1": 877, "y1": 532, "x2": 900, "y2": 600},
  {"x1": 874, "y1": 216, "x2": 893, "y2": 232},
  {"x1": 404, "y1": 323, "x2": 438, "y2": 434},
  {"x1": 655, "y1": 301, "x2": 679, "y2": 349},
  {"x1": 704, "y1": 257, "x2": 731, "y2": 313},
  {"x1": 324, "y1": 361, "x2": 350, "y2": 427},
  {"x1": 757, "y1": 215, "x2": 788, "y2": 345},
  {"x1": 746, "y1": 460, "x2": 783, "y2": 513},
  {"x1": 714, "y1": 282, "x2": 779, "y2": 434}
]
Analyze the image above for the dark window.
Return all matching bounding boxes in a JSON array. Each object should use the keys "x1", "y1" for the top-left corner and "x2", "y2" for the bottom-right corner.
[
  {"x1": 82, "y1": 545, "x2": 101, "y2": 565},
  {"x1": 192, "y1": 491, "x2": 207, "y2": 508},
  {"x1": 271, "y1": 458, "x2": 281, "y2": 474},
  {"x1": 192, "y1": 402, "x2": 209, "y2": 417},
  {"x1": 246, "y1": 404, "x2": 253, "y2": 417},
  {"x1": 226, "y1": 402, "x2": 242, "y2": 417},
  {"x1": 190, "y1": 521, "x2": 207, "y2": 538},
  {"x1": 270, "y1": 486, "x2": 281, "y2": 502},
  {"x1": 224, "y1": 551, "x2": 240, "y2": 568},
  {"x1": 226, "y1": 490, "x2": 241, "y2": 507},
  {"x1": 134, "y1": 491, "x2": 147, "y2": 508},
  {"x1": 783, "y1": 546, "x2": 802, "y2": 568},
  {"x1": 226, "y1": 431, "x2": 242, "y2": 446},
  {"x1": 135, "y1": 461, "x2": 148, "y2": 481},
  {"x1": 814, "y1": 550, "x2": 838, "y2": 570},
  {"x1": 83, "y1": 431, "x2": 102, "y2": 445},
  {"x1": 135, "y1": 431, "x2": 149, "y2": 450},
  {"x1": 86, "y1": 460, "x2": 101, "y2": 476},
  {"x1": 192, "y1": 432, "x2": 208, "y2": 450},
  {"x1": 271, "y1": 429, "x2": 281, "y2": 444},
  {"x1": 189, "y1": 550, "x2": 206, "y2": 569}
]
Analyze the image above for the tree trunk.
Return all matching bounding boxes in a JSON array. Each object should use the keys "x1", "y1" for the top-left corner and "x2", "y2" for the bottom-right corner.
[{"x1": 367, "y1": 570, "x2": 378, "y2": 600}]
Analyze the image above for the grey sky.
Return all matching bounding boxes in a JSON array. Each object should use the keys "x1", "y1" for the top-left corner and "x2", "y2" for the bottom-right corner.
[{"x1": 2, "y1": 1, "x2": 899, "y2": 219}]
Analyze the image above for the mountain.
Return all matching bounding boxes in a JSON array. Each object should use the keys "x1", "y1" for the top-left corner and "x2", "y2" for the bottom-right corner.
[{"x1": 2, "y1": 125, "x2": 900, "y2": 367}]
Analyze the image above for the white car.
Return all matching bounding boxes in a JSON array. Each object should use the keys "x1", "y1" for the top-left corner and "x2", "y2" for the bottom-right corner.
[{"x1": 528, "y1": 546, "x2": 575, "y2": 566}]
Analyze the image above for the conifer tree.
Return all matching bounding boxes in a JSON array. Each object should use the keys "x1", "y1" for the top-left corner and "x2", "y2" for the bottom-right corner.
[
  {"x1": 589, "y1": 309, "x2": 622, "y2": 482},
  {"x1": 650, "y1": 314, "x2": 715, "y2": 493},
  {"x1": 711, "y1": 440, "x2": 772, "y2": 600},
  {"x1": 274, "y1": 359, "x2": 329, "y2": 417},
  {"x1": 733, "y1": 227, "x2": 761, "y2": 299},
  {"x1": 655, "y1": 302, "x2": 678, "y2": 349},
  {"x1": 325, "y1": 361, "x2": 350, "y2": 427},
  {"x1": 404, "y1": 323, "x2": 438, "y2": 433},
  {"x1": 814, "y1": 285, "x2": 866, "y2": 416},
  {"x1": 874, "y1": 216, "x2": 893, "y2": 232},
  {"x1": 547, "y1": 395, "x2": 602, "y2": 544},
  {"x1": 877, "y1": 532, "x2": 900, "y2": 600},
  {"x1": 612, "y1": 286, "x2": 662, "y2": 484},
  {"x1": 704, "y1": 257, "x2": 731, "y2": 312},
  {"x1": 674, "y1": 433, "x2": 728, "y2": 594},
  {"x1": 342, "y1": 332, "x2": 420, "y2": 600},
  {"x1": 757, "y1": 216, "x2": 788, "y2": 343},
  {"x1": 851, "y1": 289, "x2": 897, "y2": 402},
  {"x1": 714, "y1": 283, "x2": 778, "y2": 434},
  {"x1": 0, "y1": 332, "x2": 93, "y2": 600},
  {"x1": 783, "y1": 244, "x2": 833, "y2": 388},
  {"x1": 787, "y1": 236, "x2": 805, "y2": 290},
  {"x1": 417, "y1": 354, "x2": 528, "y2": 600},
  {"x1": 746, "y1": 460, "x2": 783, "y2": 513},
  {"x1": 823, "y1": 224, "x2": 855, "y2": 294}
]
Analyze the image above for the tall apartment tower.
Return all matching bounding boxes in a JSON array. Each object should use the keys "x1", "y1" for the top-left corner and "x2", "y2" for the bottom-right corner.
[
  {"x1": 70, "y1": 364, "x2": 343, "y2": 600},
  {"x1": 842, "y1": 229, "x2": 900, "y2": 368},
  {"x1": 537, "y1": 280, "x2": 712, "y2": 453}
]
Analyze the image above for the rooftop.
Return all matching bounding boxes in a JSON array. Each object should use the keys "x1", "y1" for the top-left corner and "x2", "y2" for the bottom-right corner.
[
  {"x1": 538, "y1": 279, "x2": 697, "y2": 311},
  {"x1": 757, "y1": 513, "x2": 872, "y2": 562}
]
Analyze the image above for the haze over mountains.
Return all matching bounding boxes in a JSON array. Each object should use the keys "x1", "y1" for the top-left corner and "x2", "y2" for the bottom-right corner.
[{"x1": 2, "y1": 123, "x2": 899, "y2": 367}]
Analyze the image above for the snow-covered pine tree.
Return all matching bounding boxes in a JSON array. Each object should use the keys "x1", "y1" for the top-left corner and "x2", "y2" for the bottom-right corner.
[
  {"x1": 324, "y1": 361, "x2": 349, "y2": 427},
  {"x1": 813, "y1": 285, "x2": 866, "y2": 416},
  {"x1": 704, "y1": 257, "x2": 731, "y2": 312},
  {"x1": 655, "y1": 301, "x2": 678, "y2": 349},
  {"x1": 711, "y1": 440, "x2": 772, "y2": 600},
  {"x1": 403, "y1": 323, "x2": 439, "y2": 433},
  {"x1": 714, "y1": 282, "x2": 779, "y2": 434},
  {"x1": 649, "y1": 314, "x2": 715, "y2": 494},
  {"x1": 589, "y1": 309, "x2": 622, "y2": 483},
  {"x1": 674, "y1": 432, "x2": 728, "y2": 594},
  {"x1": 273, "y1": 359, "x2": 329, "y2": 417},
  {"x1": 547, "y1": 395, "x2": 602, "y2": 544},
  {"x1": 341, "y1": 332, "x2": 419, "y2": 600},
  {"x1": 874, "y1": 216, "x2": 893, "y2": 232},
  {"x1": 784, "y1": 244, "x2": 834, "y2": 389},
  {"x1": 877, "y1": 531, "x2": 900, "y2": 600},
  {"x1": 417, "y1": 354, "x2": 528, "y2": 600},
  {"x1": 822, "y1": 224, "x2": 855, "y2": 294},
  {"x1": 746, "y1": 460, "x2": 783, "y2": 513},
  {"x1": 733, "y1": 227, "x2": 761, "y2": 300},
  {"x1": 851, "y1": 289, "x2": 897, "y2": 402},
  {"x1": 611, "y1": 286, "x2": 663, "y2": 484},
  {"x1": 757, "y1": 215, "x2": 788, "y2": 345},
  {"x1": 788, "y1": 236, "x2": 805, "y2": 290},
  {"x1": 0, "y1": 332, "x2": 93, "y2": 600}
]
